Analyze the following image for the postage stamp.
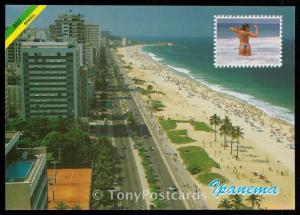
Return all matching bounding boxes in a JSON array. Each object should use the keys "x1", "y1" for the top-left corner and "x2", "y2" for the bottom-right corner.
[{"x1": 214, "y1": 15, "x2": 282, "y2": 68}]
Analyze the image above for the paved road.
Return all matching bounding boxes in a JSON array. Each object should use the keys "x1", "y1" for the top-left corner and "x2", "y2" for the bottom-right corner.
[
  {"x1": 89, "y1": 54, "x2": 146, "y2": 210},
  {"x1": 110, "y1": 48, "x2": 207, "y2": 209},
  {"x1": 109, "y1": 66, "x2": 148, "y2": 210},
  {"x1": 107, "y1": 49, "x2": 186, "y2": 210}
]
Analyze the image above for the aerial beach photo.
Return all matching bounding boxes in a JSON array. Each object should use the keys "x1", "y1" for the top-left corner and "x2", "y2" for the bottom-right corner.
[{"x1": 5, "y1": 4, "x2": 295, "y2": 211}]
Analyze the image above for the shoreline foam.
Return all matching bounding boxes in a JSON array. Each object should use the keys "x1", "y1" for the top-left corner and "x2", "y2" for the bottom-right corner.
[{"x1": 141, "y1": 46, "x2": 294, "y2": 125}]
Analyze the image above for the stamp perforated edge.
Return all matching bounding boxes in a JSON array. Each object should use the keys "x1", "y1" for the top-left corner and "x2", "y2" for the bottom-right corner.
[{"x1": 213, "y1": 15, "x2": 283, "y2": 68}]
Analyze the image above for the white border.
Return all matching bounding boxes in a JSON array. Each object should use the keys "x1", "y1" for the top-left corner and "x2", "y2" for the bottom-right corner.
[{"x1": 213, "y1": 15, "x2": 283, "y2": 68}]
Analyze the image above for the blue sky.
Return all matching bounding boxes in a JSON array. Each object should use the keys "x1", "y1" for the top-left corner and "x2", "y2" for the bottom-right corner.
[{"x1": 5, "y1": 5, "x2": 295, "y2": 38}]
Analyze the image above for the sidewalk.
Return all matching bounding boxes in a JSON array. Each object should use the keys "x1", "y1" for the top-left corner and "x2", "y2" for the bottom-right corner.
[{"x1": 113, "y1": 52, "x2": 207, "y2": 209}]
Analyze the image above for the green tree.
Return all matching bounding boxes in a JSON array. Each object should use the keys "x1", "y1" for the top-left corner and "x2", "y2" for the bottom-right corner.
[
  {"x1": 71, "y1": 204, "x2": 81, "y2": 210},
  {"x1": 55, "y1": 201, "x2": 69, "y2": 210},
  {"x1": 219, "y1": 116, "x2": 232, "y2": 150},
  {"x1": 6, "y1": 117, "x2": 26, "y2": 131},
  {"x1": 218, "y1": 198, "x2": 232, "y2": 210},
  {"x1": 209, "y1": 114, "x2": 221, "y2": 142},
  {"x1": 100, "y1": 92, "x2": 108, "y2": 101},
  {"x1": 234, "y1": 126, "x2": 244, "y2": 160},
  {"x1": 229, "y1": 195, "x2": 244, "y2": 209},
  {"x1": 91, "y1": 138, "x2": 116, "y2": 209},
  {"x1": 17, "y1": 137, "x2": 33, "y2": 148},
  {"x1": 147, "y1": 84, "x2": 153, "y2": 92},
  {"x1": 229, "y1": 126, "x2": 236, "y2": 155},
  {"x1": 150, "y1": 100, "x2": 166, "y2": 111},
  {"x1": 40, "y1": 131, "x2": 62, "y2": 152},
  {"x1": 246, "y1": 194, "x2": 262, "y2": 209}
]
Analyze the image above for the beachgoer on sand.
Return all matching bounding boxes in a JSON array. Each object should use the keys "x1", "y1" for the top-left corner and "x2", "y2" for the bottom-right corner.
[{"x1": 229, "y1": 24, "x2": 259, "y2": 56}]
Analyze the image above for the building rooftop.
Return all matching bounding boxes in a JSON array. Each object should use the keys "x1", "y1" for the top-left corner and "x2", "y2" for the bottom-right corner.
[
  {"x1": 5, "y1": 132, "x2": 20, "y2": 156},
  {"x1": 5, "y1": 132, "x2": 17, "y2": 144},
  {"x1": 21, "y1": 41, "x2": 75, "y2": 48},
  {"x1": 6, "y1": 147, "x2": 46, "y2": 183}
]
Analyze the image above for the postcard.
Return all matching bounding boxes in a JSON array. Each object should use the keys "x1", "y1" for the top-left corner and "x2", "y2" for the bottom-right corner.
[{"x1": 4, "y1": 3, "x2": 295, "y2": 211}]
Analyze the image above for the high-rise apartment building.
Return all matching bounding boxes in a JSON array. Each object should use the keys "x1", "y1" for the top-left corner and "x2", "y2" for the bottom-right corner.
[
  {"x1": 52, "y1": 13, "x2": 100, "y2": 67},
  {"x1": 5, "y1": 131, "x2": 48, "y2": 210},
  {"x1": 48, "y1": 24, "x2": 56, "y2": 41},
  {"x1": 78, "y1": 67, "x2": 88, "y2": 117},
  {"x1": 84, "y1": 23, "x2": 100, "y2": 49},
  {"x1": 5, "y1": 72, "x2": 9, "y2": 124},
  {"x1": 7, "y1": 38, "x2": 27, "y2": 64},
  {"x1": 20, "y1": 42, "x2": 80, "y2": 119},
  {"x1": 84, "y1": 24, "x2": 100, "y2": 66},
  {"x1": 54, "y1": 13, "x2": 85, "y2": 43},
  {"x1": 8, "y1": 85, "x2": 22, "y2": 118}
]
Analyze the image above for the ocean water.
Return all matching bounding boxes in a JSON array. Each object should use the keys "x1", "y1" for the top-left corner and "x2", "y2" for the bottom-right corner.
[
  {"x1": 216, "y1": 37, "x2": 281, "y2": 66},
  {"x1": 140, "y1": 37, "x2": 294, "y2": 124}
]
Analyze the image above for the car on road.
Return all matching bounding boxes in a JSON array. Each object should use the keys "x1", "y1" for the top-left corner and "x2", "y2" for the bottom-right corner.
[
  {"x1": 150, "y1": 147, "x2": 155, "y2": 150},
  {"x1": 168, "y1": 186, "x2": 178, "y2": 192}
]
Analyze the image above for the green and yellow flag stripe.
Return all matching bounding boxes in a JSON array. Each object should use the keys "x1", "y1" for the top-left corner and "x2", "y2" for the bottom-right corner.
[{"x1": 5, "y1": 5, "x2": 47, "y2": 49}]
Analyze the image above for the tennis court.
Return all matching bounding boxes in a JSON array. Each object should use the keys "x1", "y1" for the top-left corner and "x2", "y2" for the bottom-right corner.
[{"x1": 47, "y1": 168, "x2": 92, "y2": 210}]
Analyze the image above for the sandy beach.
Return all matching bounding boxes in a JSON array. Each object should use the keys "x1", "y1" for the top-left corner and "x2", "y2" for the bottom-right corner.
[{"x1": 115, "y1": 45, "x2": 295, "y2": 209}]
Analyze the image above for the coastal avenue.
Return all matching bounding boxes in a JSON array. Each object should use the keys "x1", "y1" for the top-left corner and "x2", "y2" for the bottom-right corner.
[
  {"x1": 106, "y1": 47, "x2": 186, "y2": 210},
  {"x1": 109, "y1": 48, "x2": 208, "y2": 210},
  {"x1": 90, "y1": 48, "x2": 146, "y2": 209},
  {"x1": 90, "y1": 46, "x2": 204, "y2": 209}
]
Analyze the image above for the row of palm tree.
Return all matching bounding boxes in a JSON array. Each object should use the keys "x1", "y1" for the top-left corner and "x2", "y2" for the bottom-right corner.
[
  {"x1": 55, "y1": 202, "x2": 81, "y2": 210},
  {"x1": 218, "y1": 194, "x2": 263, "y2": 210},
  {"x1": 209, "y1": 114, "x2": 244, "y2": 160}
]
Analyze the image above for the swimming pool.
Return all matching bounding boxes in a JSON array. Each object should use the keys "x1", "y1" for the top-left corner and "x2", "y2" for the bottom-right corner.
[{"x1": 5, "y1": 160, "x2": 35, "y2": 182}]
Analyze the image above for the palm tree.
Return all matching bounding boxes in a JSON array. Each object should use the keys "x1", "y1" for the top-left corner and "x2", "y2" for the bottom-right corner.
[
  {"x1": 246, "y1": 194, "x2": 262, "y2": 209},
  {"x1": 229, "y1": 126, "x2": 236, "y2": 155},
  {"x1": 219, "y1": 116, "x2": 232, "y2": 150},
  {"x1": 71, "y1": 204, "x2": 81, "y2": 210},
  {"x1": 229, "y1": 195, "x2": 244, "y2": 209},
  {"x1": 147, "y1": 84, "x2": 153, "y2": 93},
  {"x1": 219, "y1": 116, "x2": 232, "y2": 149},
  {"x1": 218, "y1": 198, "x2": 232, "y2": 210},
  {"x1": 234, "y1": 126, "x2": 244, "y2": 160},
  {"x1": 219, "y1": 124, "x2": 227, "y2": 149},
  {"x1": 55, "y1": 201, "x2": 69, "y2": 210},
  {"x1": 209, "y1": 114, "x2": 221, "y2": 142}
]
